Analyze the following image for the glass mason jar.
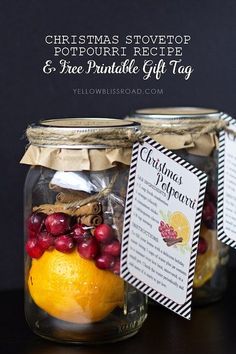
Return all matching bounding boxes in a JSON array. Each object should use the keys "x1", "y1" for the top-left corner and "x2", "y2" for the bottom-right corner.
[
  {"x1": 128, "y1": 107, "x2": 229, "y2": 305},
  {"x1": 21, "y1": 118, "x2": 147, "y2": 344}
]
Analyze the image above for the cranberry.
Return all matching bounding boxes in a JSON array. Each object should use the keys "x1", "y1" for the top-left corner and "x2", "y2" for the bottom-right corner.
[
  {"x1": 209, "y1": 186, "x2": 217, "y2": 203},
  {"x1": 169, "y1": 230, "x2": 177, "y2": 239},
  {"x1": 71, "y1": 224, "x2": 87, "y2": 243},
  {"x1": 95, "y1": 254, "x2": 115, "y2": 270},
  {"x1": 158, "y1": 226, "x2": 163, "y2": 233},
  {"x1": 103, "y1": 239, "x2": 121, "y2": 257},
  {"x1": 28, "y1": 229, "x2": 37, "y2": 239},
  {"x1": 111, "y1": 258, "x2": 121, "y2": 275},
  {"x1": 159, "y1": 220, "x2": 178, "y2": 239},
  {"x1": 26, "y1": 238, "x2": 44, "y2": 259},
  {"x1": 94, "y1": 224, "x2": 114, "y2": 244},
  {"x1": 38, "y1": 231, "x2": 54, "y2": 250},
  {"x1": 45, "y1": 213, "x2": 71, "y2": 236},
  {"x1": 198, "y1": 237, "x2": 208, "y2": 255},
  {"x1": 202, "y1": 200, "x2": 216, "y2": 229},
  {"x1": 77, "y1": 237, "x2": 99, "y2": 260},
  {"x1": 162, "y1": 231, "x2": 168, "y2": 238},
  {"x1": 28, "y1": 212, "x2": 46, "y2": 233},
  {"x1": 54, "y1": 235, "x2": 74, "y2": 253},
  {"x1": 172, "y1": 231, "x2": 177, "y2": 239}
]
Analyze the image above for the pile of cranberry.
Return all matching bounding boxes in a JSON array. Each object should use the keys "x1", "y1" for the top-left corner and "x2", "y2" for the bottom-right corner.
[
  {"x1": 26, "y1": 212, "x2": 121, "y2": 274},
  {"x1": 197, "y1": 188, "x2": 217, "y2": 256},
  {"x1": 158, "y1": 221, "x2": 177, "y2": 239}
]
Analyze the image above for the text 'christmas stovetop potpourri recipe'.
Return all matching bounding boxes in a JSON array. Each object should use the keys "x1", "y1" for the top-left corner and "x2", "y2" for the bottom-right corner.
[{"x1": 43, "y1": 34, "x2": 194, "y2": 80}]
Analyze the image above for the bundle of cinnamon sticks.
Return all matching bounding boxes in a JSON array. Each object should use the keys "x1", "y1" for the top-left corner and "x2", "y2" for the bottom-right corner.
[{"x1": 33, "y1": 200, "x2": 103, "y2": 227}]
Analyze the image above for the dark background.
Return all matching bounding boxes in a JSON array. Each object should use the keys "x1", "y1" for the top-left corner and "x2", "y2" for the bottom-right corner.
[{"x1": 1, "y1": 0, "x2": 236, "y2": 290}]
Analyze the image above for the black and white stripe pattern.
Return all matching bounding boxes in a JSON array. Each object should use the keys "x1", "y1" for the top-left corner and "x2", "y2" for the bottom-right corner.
[
  {"x1": 218, "y1": 113, "x2": 236, "y2": 247},
  {"x1": 121, "y1": 136, "x2": 207, "y2": 320}
]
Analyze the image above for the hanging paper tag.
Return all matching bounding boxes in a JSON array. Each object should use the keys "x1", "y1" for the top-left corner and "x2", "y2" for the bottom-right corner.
[
  {"x1": 121, "y1": 136, "x2": 207, "y2": 319},
  {"x1": 218, "y1": 114, "x2": 236, "y2": 247}
]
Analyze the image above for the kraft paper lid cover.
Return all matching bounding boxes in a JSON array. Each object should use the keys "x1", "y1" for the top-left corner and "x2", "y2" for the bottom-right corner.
[
  {"x1": 128, "y1": 107, "x2": 225, "y2": 156},
  {"x1": 20, "y1": 118, "x2": 140, "y2": 171}
]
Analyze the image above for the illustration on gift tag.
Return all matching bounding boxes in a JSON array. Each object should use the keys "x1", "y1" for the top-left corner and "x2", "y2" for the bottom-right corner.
[{"x1": 158, "y1": 211, "x2": 191, "y2": 249}]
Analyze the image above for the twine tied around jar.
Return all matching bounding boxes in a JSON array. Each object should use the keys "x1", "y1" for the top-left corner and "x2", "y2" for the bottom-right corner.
[
  {"x1": 23, "y1": 117, "x2": 233, "y2": 171},
  {"x1": 26, "y1": 126, "x2": 142, "y2": 148},
  {"x1": 25, "y1": 115, "x2": 233, "y2": 153},
  {"x1": 131, "y1": 118, "x2": 229, "y2": 140}
]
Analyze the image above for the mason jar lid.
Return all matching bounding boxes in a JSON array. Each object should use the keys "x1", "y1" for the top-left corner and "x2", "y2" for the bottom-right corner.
[
  {"x1": 40, "y1": 117, "x2": 139, "y2": 130},
  {"x1": 26, "y1": 118, "x2": 140, "y2": 149},
  {"x1": 130, "y1": 107, "x2": 220, "y2": 121}
]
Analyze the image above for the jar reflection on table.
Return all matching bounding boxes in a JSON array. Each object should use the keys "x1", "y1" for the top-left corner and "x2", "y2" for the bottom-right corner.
[
  {"x1": 22, "y1": 118, "x2": 147, "y2": 344},
  {"x1": 128, "y1": 107, "x2": 229, "y2": 305}
]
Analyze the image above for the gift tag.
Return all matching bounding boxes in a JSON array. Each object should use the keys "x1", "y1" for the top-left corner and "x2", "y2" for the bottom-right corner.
[
  {"x1": 218, "y1": 114, "x2": 236, "y2": 247},
  {"x1": 121, "y1": 136, "x2": 207, "y2": 319}
]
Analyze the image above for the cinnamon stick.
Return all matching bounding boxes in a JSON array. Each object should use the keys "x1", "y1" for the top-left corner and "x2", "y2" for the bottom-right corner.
[
  {"x1": 33, "y1": 202, "x2": 102, "y2": 217},
  {"x1": 73, "y1": 202, "x2": 102, "y2": 216},
  {"x1": 33, "y1": 204, "x2": 71, "y2": 215},
  {"x1": 80, "y1": 214, "x2": 103, "y2": 227},
  {"x1": 56, "y1": 191, "x2": 90, "y2": 203},
  {"x1": 163, "y1": 237, "x2": 183, "y2": 247}
]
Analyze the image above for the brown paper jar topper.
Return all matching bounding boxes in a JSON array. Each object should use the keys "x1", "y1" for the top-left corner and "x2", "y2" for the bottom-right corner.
[
  {"x1": 128, "y1": 107, "x2": 228, "y2": 156},
  {"x1": 22, "y1": 118, "x2": 148, "y2": 344},
  {"x1": 21, "y1": 117, "x2": 141, "y2": 171},
  {"x1": 127, "y1": 107, "x2": 229, "y2": 306}
]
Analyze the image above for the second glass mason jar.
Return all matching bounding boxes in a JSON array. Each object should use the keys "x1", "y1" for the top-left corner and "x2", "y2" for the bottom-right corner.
[
  {"x1": 21, "y1": 118, "x2": 147, "y2": 344},
  {"x1": 128, "y1": 107, "x2": 229, "y2": 305}
]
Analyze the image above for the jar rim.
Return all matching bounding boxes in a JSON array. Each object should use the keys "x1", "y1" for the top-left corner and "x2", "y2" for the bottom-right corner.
[
  {"x1": 39, "y1": 117, "x2": 139, "y2": 130},
  {"x1": 26, "y1": 117, "x2": 140, "y2": 149},
  {"x1": 130, "y1": 107, "x2": 220, "y2": 121}
]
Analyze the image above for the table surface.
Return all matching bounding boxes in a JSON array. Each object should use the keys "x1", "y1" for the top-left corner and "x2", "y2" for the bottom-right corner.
[{"x1": 1, "y1": 270, "x2": 236, "y2": 354}]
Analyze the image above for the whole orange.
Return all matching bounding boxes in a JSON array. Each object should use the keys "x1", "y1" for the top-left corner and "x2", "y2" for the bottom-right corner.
[{"x1": 28, "y1": 249, "x2": 124, "y2": 323}]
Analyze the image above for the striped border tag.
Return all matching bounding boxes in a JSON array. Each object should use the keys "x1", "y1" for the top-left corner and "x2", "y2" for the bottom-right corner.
[
  {"x1": 121, "y1": 136, "x2": 207, "y2": 320},
  {"x1": 218, "y1": 113, "x2": 236, "y2": 247}
]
